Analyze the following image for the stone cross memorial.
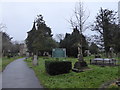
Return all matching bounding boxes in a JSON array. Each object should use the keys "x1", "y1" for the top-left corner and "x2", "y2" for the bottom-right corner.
[{"x1": 52, "y1": 48, "x2": 66, "y2": 58}]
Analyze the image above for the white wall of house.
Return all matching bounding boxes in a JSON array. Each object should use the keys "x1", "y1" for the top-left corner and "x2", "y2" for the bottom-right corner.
[{"x1": 19, "y1": 43, "x2": 27, "y2": 56}]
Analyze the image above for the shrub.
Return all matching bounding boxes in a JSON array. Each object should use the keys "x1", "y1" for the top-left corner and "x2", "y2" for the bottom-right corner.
[{"x1": 45, "y1": 60, "x2": 72, "y2": 75}]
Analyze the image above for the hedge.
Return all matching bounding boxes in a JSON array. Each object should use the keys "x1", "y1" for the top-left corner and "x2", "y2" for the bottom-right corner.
[{"x1": 45, "y1": 60, "x2": 72, "y2": 75}]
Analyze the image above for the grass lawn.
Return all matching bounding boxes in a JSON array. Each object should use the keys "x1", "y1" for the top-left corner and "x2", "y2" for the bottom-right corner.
[
  {"x1": 25, "y1": 56, "x2": 120, "y2": 88},
  {"x1": 0, "y1": 57, "x2": 2, "y2": 72},
  {"x1": 0, "y1": 56, "x2": 23, "y2": 72}
]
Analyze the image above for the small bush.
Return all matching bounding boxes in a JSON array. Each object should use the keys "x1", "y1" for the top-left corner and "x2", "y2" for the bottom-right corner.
[{"x1": 45, "y1": 60, "x2": 72, "y2": 75}]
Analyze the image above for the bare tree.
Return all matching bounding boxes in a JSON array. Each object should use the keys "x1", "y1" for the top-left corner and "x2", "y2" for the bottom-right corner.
[
  {"x1": 69, "y1": 1, "x2": 90, "y2": 62},
  {"x1": 0, "y1": 23, "x2": 6, "y2": 57},
  {"x1": 55, "y1": 34, "x2": 64, "y2": 42},
  {"x1": 0, "y1": 23, "x2": 6, "y2": 32}
]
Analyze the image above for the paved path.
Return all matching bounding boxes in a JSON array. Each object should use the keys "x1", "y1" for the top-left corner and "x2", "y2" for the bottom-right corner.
[
  {"x1": 0, "y1": 72, "x2": 2, "y2": 89},
  {"x1": 2, "y1": 58, "x2": 43, "y2": 88}
]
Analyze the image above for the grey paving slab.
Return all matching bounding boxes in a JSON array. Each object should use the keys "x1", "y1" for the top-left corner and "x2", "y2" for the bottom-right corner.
[
  {"x1": 0, "y1": 72, "x2": 2, "y2": 89},
  {"x1": 2, "y1": 58, "x2": 43, "y2": 88}
]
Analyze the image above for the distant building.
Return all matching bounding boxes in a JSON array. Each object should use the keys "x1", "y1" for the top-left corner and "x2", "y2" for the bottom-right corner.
[
  {"x1": 118, "y1": 1, "x2": 120, "y2": 23},
  {"x1": 19, "y1": 43, "x2": 27, "y2": 56}
]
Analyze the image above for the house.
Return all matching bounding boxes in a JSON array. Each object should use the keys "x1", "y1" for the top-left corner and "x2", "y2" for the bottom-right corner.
[{"x1": 19, "y1": 43, "x2": 27, "y2": 56}]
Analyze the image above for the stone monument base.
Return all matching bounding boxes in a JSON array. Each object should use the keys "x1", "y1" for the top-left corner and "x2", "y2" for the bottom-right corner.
[
  {"x1": 72, "y1": 68, "x2": 84, "y2": 72},
  {"x1": 74, "y1": 61, "x2": 88, "y2": 69},
  {"x1": 72, "y1": 61, "x2": 89, "y2": 72}
]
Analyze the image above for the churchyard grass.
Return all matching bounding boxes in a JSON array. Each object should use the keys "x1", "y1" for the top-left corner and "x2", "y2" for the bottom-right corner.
[
  {"x1": 0, "y1": 58, "x2": 2, "y2": 72},
  {"x1": 25, "y1": 56, "x2": 120, "y2": 88}
]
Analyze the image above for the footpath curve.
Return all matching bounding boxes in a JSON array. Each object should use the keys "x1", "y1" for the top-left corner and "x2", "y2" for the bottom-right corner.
[{"x1": 2, "y1": 58, "x2": 43, "y2": 88}]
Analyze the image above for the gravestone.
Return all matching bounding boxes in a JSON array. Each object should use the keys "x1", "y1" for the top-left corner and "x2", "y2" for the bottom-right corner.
[
  {"x1": 33, "y1": 55, "x2": 38, "y2": 66},
  {"x1": 52, "y1": 48, "x2": 66, "y2": 58},
  {"x1": 72, "y1": 44, "x2": 88, "y2": 72},
  {"x1": 109, "y1": 47, "x2": 114, "y2": 58}
]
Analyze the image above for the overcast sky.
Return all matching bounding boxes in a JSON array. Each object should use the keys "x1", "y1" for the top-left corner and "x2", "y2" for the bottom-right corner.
[{"x1": 0, "y1": 0, "x2": 119, "y2": 42}]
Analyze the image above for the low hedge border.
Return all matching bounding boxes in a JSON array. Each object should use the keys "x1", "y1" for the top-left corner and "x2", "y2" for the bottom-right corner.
[{"x1": 45, "y1": 60, "x2": 72, "y2": 75}]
